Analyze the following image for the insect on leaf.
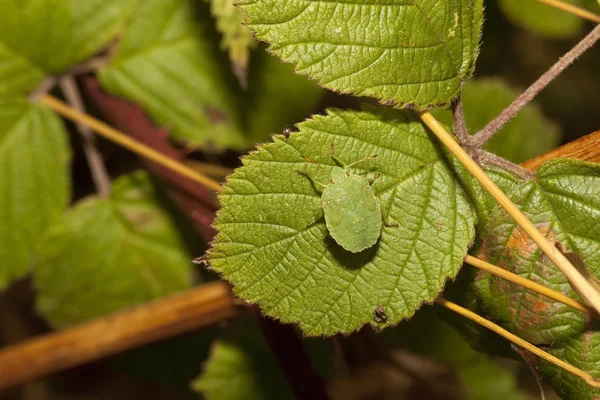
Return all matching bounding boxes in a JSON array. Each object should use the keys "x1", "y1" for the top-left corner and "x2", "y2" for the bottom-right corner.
[
  {"x1": 209, "y1": 106, "x2": 476, "y2": 336},
  {"x1": 321, "y1": 169, "x2": 383, "y2": 253}
]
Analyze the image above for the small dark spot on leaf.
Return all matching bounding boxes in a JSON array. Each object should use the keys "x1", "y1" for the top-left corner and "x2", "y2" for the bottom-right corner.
[{"x1": 373, "y1": 305, "x2": 387, "y2": 323}]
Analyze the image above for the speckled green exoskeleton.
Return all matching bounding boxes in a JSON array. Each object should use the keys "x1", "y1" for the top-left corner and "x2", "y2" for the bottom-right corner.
[{"x1": 298, "y1": 148, "x2": 383, "y2": 253}]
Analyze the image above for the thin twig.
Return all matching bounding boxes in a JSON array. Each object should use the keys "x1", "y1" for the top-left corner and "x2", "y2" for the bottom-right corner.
[
  {"x1": 473, "y1": 24, "x2": 600, "y2": 146},
  {"x1": 436, "y1": 298, "x2": 600, "y2": 389},
  {"x1": 59, "y1": 77, "x2": 111, "y2": 197},
  {"x1": 186, "y1": 160, "x2": 234, "y2": 179},
  {"x1": 39, "y1": 94, "x2": 223, "y2": 192},
  {"x1": 464, "y1": 255, "x2": 596, "y2": 316},
  {"x1": 479, "y1": 151, "x2": 534, "y2": 180},
  {"x1": 27, "y1": 77, "x2": 57, "y2": 102},
  {"x1": 0, "y1": 282, "x2": 239, "y2": 391},
  {"x1": 535, "y1": 0, "x2": 600, "y2": 23},
  {"x1": 418, "y1": 111, "x2": 600, "y2": 315}
]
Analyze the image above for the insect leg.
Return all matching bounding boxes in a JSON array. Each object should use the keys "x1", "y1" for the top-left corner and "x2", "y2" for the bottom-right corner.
[
  {"x1": 382, "y1": 212, "x2": 398, "y2": 228},
  {"x1": 329, "y1": 143, "x2": 346, "y2": 167},
  {"x1": 368, "y1": 172, "x2": 381, "y2": 185}
]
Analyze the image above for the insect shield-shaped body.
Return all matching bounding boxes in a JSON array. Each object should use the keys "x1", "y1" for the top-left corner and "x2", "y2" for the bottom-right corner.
[
  {"x1": 299, "y1": 153, "x2": 383, "y2": 253},
  {"x1": 322, "y1": 166, "x2": 382, "y2": 253}
]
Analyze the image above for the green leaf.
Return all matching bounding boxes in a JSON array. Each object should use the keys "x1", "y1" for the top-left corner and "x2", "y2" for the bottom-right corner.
[
  {"x1": 498, "y1": 0, "x2": 584, "y2": 38},
  {"x1": 66, "y1": 0, "x2": 139, "y2": 66},
  {"x1": 539, "y1": 323, "x2": 600, "y2": 400},
  {"x1": 243, "y1": 49, "x2": 325, "y2": 144},
  {"x1": 432, "y1": 78, "x2": 561, "y2": 163},
  {"x1": 208, "y1": 0, "x2": 257, "y2": 83},
  {"x1": 191, "y1": 319, "x2": 295, "y2": 400},
  {"x1": 209, "y1": 106, "x2": 476, "y2": 336},
  {"x1": 99, "y1": 0, "x2": 245, "y2": 150},
  {"x1": 0, "y1": 0, "x2": 137, "y2": 97},
  {"x1": 384, "y1": 307, "x2": 528, "y2": 400},
  {"x1": 239, "y1": 0, "x2": 483, "y2": 109},
  {"x1": 471, "y1": 160, "x2": 600, "y2": 344},
  {"x1": 34, "y1": 171, "x2": 194, "y2": 328},
  {"x1": 0, "y1": 100, "x2": 70, "y2": 290},
  {"x1": 0, "y1": 0, "x2": 68, "y2": 96}
]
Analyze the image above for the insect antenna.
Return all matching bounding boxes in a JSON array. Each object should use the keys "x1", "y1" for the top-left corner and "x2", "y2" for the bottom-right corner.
[{"x1": 345, "y1": 155, "x2": 378, "y2": 170}]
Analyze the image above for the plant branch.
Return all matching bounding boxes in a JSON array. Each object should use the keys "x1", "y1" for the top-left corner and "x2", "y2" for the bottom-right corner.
[
  {"x1": 59, "y1": 77, "x2": 111, "y2": 197},
  {"x1": 0, "y1": 282, "x2": 239, "y2": 392},
  {"x1": 419, "y1": 111, "x2": 600, "y2": 315},
  {"x1": 479, "y1": 151, "x2": 534, "y2": 180},
  {"x1": 535, "y1": 0, "x2": 600, "y2": 23},
  {"x1": 436, "y1": 298, "x2": 600, "y2": 389},
  {"x1": 39, "y1": 94, "x2": 223, "y2": 193},
  {"x1": 473, "y1": 23, "x2": 600, "y2": 147}
]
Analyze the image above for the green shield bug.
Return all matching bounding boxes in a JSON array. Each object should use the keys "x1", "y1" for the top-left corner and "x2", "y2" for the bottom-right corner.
[{"x1": 298, "y1": 146, "x2": 384, "y2": 253}]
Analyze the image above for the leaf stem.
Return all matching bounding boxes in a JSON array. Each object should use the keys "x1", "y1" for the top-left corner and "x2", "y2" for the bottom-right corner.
[
  {"x1": 451, "y1": 98, "x2": 471, "y2": 145},
  {"x1": 39, "y1": 94, "x2": 223, "y2": 192},
  {"x1": 418, "y1": 111, "x2": 600, "y2": 315},
  {"x1": 59, "y1": 77, "x2": 111, "y2": 197},
  {"x1": 480, "y1": 151, "x2": 534, "y2": 180},
  {"x1": 472, "y1": 23, "x2": 600, "y2": 147},
  {"x1": 436, "y1": 298, "x2": 600, "y2": 389},
  {"x1": 535, "y1": 0, "x2": 600, "y2": 23},
  {"x1": 465, "y1": 255, "x2": 595, "y2": 316}
]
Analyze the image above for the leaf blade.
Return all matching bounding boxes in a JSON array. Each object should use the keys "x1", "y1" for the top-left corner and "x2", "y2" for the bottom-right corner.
[
  {"x1": 239, "y1": 0, "x2": 484, "y2": 109},
  {"x1": 99, "y1": 0, "x2": 245, "y2": 149},
  {"x1": 34, "y1": 171, "x2": 194, "y2": 327},
  {"x1": 471, "y1": 160, "x2": 600, "y2": 344},
  {"x1": 0, "y1": 100, "x2": 70, "y2": 290}
]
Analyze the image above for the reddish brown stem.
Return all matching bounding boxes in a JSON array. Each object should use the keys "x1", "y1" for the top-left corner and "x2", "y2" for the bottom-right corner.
[
  {"x1": 80, "y1": 76, "x2": 218, "y2": 241},
  {"x1": 473, "y1": 24, "x2": 600, "y2": 146},
  {"x1": 250, "y1": 306, "x2": 331, "y2": 400}
]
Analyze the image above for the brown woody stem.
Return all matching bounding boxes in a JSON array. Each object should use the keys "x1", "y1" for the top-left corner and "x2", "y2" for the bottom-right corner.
[{"x1": 473, "y1": 24, "x2": 600, "y2": 147}]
